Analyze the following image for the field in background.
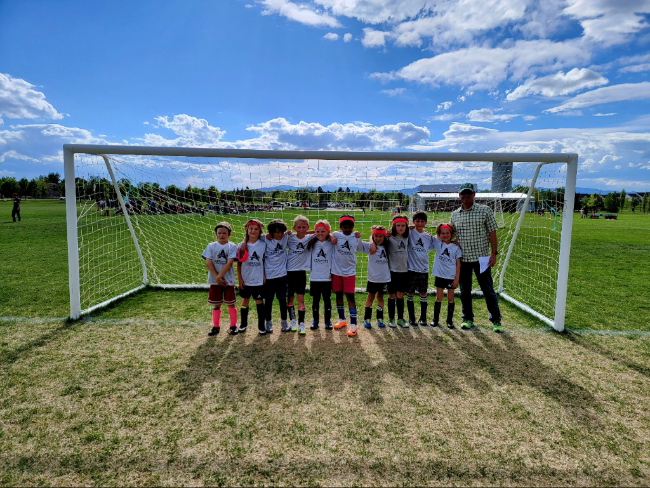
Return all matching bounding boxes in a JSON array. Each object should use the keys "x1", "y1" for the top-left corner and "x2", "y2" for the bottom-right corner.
[{"x1": 1, "y1": 200, "x2": 649, "y2": 485}]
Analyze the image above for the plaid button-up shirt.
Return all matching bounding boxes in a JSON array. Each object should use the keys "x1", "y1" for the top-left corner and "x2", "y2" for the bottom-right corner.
[{"x1": 450, "y1": 202, "x2": 498, "y2": 262}]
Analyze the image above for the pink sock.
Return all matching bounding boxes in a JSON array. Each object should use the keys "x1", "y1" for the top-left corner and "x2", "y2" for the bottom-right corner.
[
  {"x1": 228, "y1": 307, "x2": 238, "y2": 328},
  {"x1": 212, "y1": 309, "x2": 221, "y2": 328}
]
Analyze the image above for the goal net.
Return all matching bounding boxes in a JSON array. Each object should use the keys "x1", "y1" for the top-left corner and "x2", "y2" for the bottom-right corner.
[{"x1": 64, "y1": 145, "x2": 577, "y2": 331}]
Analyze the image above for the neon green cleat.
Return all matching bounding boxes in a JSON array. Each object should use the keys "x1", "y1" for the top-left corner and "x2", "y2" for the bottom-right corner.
[
  {"x1": 461, "y1": 320, "x2": 474, "y2": 330},
  {"x1": 492, "y1": 322, "x2": 503, "y2": 333}
]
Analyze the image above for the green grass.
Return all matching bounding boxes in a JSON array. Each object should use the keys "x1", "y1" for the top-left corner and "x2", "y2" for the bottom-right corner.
[{"x1": 1, "y1": 200, "x2": 649, "y2": 485}]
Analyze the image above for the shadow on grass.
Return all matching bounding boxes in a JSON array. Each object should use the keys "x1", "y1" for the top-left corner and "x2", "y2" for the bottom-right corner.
[
  {"x1": 174, "y1": 322, "x2": 603, "y2": 425},
  {"x1": 0, "y1": 321, "x2": 74, "y2": 367}
]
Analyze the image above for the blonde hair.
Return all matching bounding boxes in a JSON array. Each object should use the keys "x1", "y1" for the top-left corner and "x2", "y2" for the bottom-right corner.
[
  {"x1": 215, "y1": 221, "x2": 232, "y2": 234},
  {"x1": 293, "y1": 214, "x2": 309, "y2": 226}
]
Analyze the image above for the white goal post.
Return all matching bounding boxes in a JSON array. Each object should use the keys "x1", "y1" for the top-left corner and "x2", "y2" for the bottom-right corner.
[{"x1": 64, "y1": 144, "x2": 577, "y2": 331}]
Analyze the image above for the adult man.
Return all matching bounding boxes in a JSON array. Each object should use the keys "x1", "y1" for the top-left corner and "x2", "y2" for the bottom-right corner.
[{"x1": 450, "y1": 183, "x2": 502, "y2": 332}]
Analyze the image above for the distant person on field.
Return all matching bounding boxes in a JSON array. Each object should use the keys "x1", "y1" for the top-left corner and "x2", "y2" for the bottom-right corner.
[
  {"x1": 450, "y1": 183, "x2": 502, "y2": 333},
  {"x1": 12, "y1": 193, "x2": 21, "y2": 222}
]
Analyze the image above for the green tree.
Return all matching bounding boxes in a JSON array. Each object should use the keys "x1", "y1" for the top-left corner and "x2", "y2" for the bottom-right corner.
[
  {"x1": 587, "y1": 193, "x2": 604, "y2": 211},
  {"x1": 18, "y1": 178, "x2": 29, "y2": 197},
  {"x1": 619, "y1": 189, "x2": 626, "y2": 211},
  {"x1": 47, "y1": 172, "x2": 61, "y2": 185},
  {"x1": 1, "y1": 177, "x2": 19, "y2": 197},
  {"x1": 603, "y1": 192, "x2": 619, "y2": 213},
  {"x1": 581, "y1": 195, "x2": 588, "y2": 209}
]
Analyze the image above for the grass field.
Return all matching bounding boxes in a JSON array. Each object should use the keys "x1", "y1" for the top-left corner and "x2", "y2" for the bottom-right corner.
[{"x1": 1, "y1": 200, "x2": 649, "y2": 485}]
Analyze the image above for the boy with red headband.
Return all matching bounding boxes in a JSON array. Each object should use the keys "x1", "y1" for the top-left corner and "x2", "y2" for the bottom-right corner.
[
  {"x1": 331, "y1": 214, "x2": 363, "y2": 336},
  {"x1": 430, "y1": 223, "x2": 462, "y2": 328},
  {"x1": 360, "y1": 225, "x2": 391, "y2": 329},
  {"x1": 237, "y1": 219, "x2": 267, "y2": 335}
]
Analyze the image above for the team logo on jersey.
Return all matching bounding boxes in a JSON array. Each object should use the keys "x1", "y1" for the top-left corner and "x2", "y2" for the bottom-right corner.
[
  {"x1": 297, "y1": 243, "x2": 305, "y2": 250},
  {"x1": 379, "y1": 250, "x2": 387, "y2": 259},
  {"x1": 217, "y1": 250, "x2": 227, "y2": 259},
  {"x1": 250, "y1": 251, "x2": 260, "y2": 261},
  {"x1": 317, "y1": 249, "x2": 327, "y2": 258},
  {"x1": 398, "y1": 241, "x2": 406, "y2": 249},
  {"x1": 342, "y1": 241, "x2": 351, "y2": 250},
  {"x1": 441, "y1": 248, "x2": 450, "y2": 257},
  {"x1": 274, "y1": 243, "x2": 283, "y2": 251},
  {"x1": 416, "y1": 238, "x2": 424, "y2": 247}
]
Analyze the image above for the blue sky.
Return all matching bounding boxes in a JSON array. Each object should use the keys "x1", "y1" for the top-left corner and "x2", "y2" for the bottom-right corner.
[{"x1": 1, "y1": 0, "x2": 650, "y2": 191}]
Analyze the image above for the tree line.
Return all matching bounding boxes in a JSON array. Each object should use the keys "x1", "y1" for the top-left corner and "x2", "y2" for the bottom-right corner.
[{"x1": 1, "y1": 173, "x2": 64, "y2": 199}]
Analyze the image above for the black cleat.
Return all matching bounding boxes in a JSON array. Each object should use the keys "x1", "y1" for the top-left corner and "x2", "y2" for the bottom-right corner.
[
  {"x1": 208, "y1": 327, "x2": 220, "y2": 336},
  {"x1": 229, "y1": 326, "x2": 239, "y2": 335}
]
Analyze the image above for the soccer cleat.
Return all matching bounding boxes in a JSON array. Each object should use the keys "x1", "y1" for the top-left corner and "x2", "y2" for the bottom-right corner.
[
  {"x1": 208, "y1": 327, "x2": 220, "y2": 336},
  {"x1": 229, "y1": 326, "x2": 239, "y2": 335},
  {"x1": 461, "y1": 320, "x2": 474, "y2": 330},
  {"x1": 310, "y1": 321, "x2": 319, "y2": 330},
  {"x1": 397, "y1": 319, "x2": 408, "y2": 328},
  {"x1": 333, "y1": 320, "x2": 347, "y2": 329},
  {"x1": 409, "y1": 319, "x2": 418, "y2": 327},
  {"x1": 447, "y1": 322, "x2": 455, "y2": 329},
  {"x1": 281, "y1": 320, "x2": 290, "y2": 332},
  {"x1": 266, "y1": 322, "x2": 273, "y2": 333},
  {"x1": 363, "y1": 320, "x2": 372, "y2": 329},
  {"x1": 418, "y1": 318, "x2": 428, "y2": 327},
  {"x1": 325, "y1": 322, "x2": 333, "y2": 330},
  {"x1": 347, "y1": 328, "x2": 357, "y2": 337},
  {"x1": 429, "y1": 320, "x2": 440, "y2": 327},
  {"x1": 258, "y1": 329, "x2": 267, "y2": 336},
  {"x1": 238, "y1": 326, "x2": 247, "y2": 333},
  {"x1": 377, "y1": 320, "x2": 385, "y2": 328},
  {"x1": 299, "y1": 323, "x2": 306, "y2": 335},
  {"x1": 290, "y1": 318, "x2": 297, "y2": 332},
  {"x1": 492, "y1": 322, "x2": 503, "y2": 333}
]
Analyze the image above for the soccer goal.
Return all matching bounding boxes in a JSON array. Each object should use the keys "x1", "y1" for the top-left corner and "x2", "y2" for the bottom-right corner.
[{"x1": 63, "y1": 144, "x2": 577, "y2": 331}]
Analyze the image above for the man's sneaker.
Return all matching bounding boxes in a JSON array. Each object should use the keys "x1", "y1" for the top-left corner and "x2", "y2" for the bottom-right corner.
[
  {"x1": 429, "y1": 320, "x2": 440, "y2": 327},
  {"x1": 281, "y1": 320, "x2": 290, "y2": 332},
  {"x1": 266, "y1": 322, "x2": 273, "y2": 333},
  {"x1": 299, "y1": 323, "x2": 306, "y2": 335},
  {"x1": 325, "y1": 322, "x2": 333, "y2": 330},
  {"x1": 447, "y1": 322, "x2": 455, "y2": 329},
  {"x1": 238, "y1": 326, "x2": 247, "y2": 333},
  {"x1": 377, "y1": 320, "x2": 385, "y2": 328},
  {"x1": 461, "y1": 320, "x2": 474, "y2": 330},
  {"x1": 398, "y1": 319, "x2": 408, "y2": 328},
  {"x1": 388, "y1": 320, "x2": 397, "y2": 328},
  {"x1": 229, "y1": 326, "x2": 239, "y2": 335},
  {"x1": 333, "y1": 320, "x2": 347, "y2": 329},
  {"x1": 208, "y1": 327, "x2": 220, "y2": 336},
  {"x1": 418, "y1": 318, "x2": 428, "y2": 327},
  {"x1": 310, "y1": 321, "x2": 319, "y2": 330},
  {"x1": 258, "y1": 329, "x2": 267, "y2": 336},
  {"x1": 363, "y1": 320, "x2": 372, "y2": 329},
  {"x1": 492, "y1": 322, "x2": 503, "y2": 333},
  {"x1": 290, "y1": 318, "x2": 297, "y2": 332}
]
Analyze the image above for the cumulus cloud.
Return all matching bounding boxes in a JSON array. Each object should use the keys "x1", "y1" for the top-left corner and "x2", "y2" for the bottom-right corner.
[
  {"x1": 467, "y1": 108, "x2": 520, "y2": 122},
  {"x1": 619, "y1": 63, "x2": 650, "y2": 73},
  {"x1": 324, "y1": 32, "x2": 339, "y2": 41},
  {"x1": 146, "y1": 115, "x2": 228, "y2": 147},
  {"x1": 436, "y1": 101, "x2": 453, "y2": 112},
  {"x1": 260, "y1": 0, "x2": 341, "y2": 27},
  {"x1": 0, "y1": 73, "x2": 63, "y2": 120},
  {"x1": 506, "y1": 68, "x2": 608, "y2": 101},
  {"x1": 343, "y1": 32, "x2": 353, "y2": 42},
  {"x1": 361, "y1": 28, "x2": 389, "y2": 48},
  {"x1": 381, "y1": 88, "x2": 406, "y2": 97},
  {"x1": 545, "y1": 82, "x2": 650, "y2": 113}
]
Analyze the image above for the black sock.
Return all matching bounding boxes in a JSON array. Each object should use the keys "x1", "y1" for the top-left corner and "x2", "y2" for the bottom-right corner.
[
  {"x1": 312, "y1": 302, "x2": 320, "y2": 324},
  {"x1": 388, "y1": 298, "x2": 395, "y2": 321},
  {"x1": 279, "y1": 299, "x2": 287, "y2": 321},
  {"x1": 377, "y1": 306, "x2": 384, "y2": 321},
  {"x1": 396, "y1": 297, "x2": 404, "y2": 320},
  {"x1": 434, "y1": 301, "x2": 441, "y2": 324},
  {"x1": 419, "y1": 296, "x2": 428, "y2": 322},
  {"x1": 298, "y1": 308, "x2": 306, "y2": 324},
  {"x1": 256, "y1": 303, "x2": 265, "y2": 331},
  {"x1": 288, "y1": 305, "x2": 296, "y2": 320},
  {"x1": 407, "y1": 295, "x2": 415, "y2": 322},
  {"x1": 447, "y1": 302, "x2": 455, "y2": 324},
  {"x1": 364, "y1": 306, "x2": 372, "y2": 321},
  {"x1": 324, "y1": 300, "x2": 332, "y2": 324},
  {"x1": 240, "y1": 307, "x2": 249, "y2": 328},
  {"x1": 265, "y1": 300, "x2": 273, "y2": 322}
]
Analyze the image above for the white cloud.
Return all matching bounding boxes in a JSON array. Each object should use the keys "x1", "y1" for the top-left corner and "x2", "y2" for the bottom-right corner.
[
  {"x1": 523, "y1": 115, "x2": 537, "y2": 121},
  {"x1": 343, "y1": 33, "x2": 353, "y2": 42},
  {"x1": 0, "y1": 73, "x2": 63, "y2": 120},
  {"x1": 381, "y1": 88, "x2": 406, "y2": 97},
  {"x1": 148, "y1": 115, "x2": 227, "y2": 147},
  {"x1": 467, "y1": 108, "x2": 520, "y2": 122},
  {"x1": 436, "y1": 101, "x2": 453, "y2": 112},
  {"x1": 594, "y1": 113, "x2": 616, "y2": 116},
  {"x1": 361, "y1": 28, "x2": 388, "y2": 48},
  {"x1": 545, "y1": 82, "x2": 650, "y2": 113},
  {"x1": 506, "y1": 68, "x2": 608, "y2": 101},
  {"x1": 426, "y1": 113, "x2": 463, "y2": 121},
  {"x1": 324, "y1": 32, "x2": 339, "y2": 41},
  {"x1": 619, "y1": 63, "x2": 650, "y2": 73},
  {"x1": 0, "y1": 150, "x2": 38, "y2": 163},
  {"x1": 260, "y1": 0, "x2": 341, "y2": 27}
]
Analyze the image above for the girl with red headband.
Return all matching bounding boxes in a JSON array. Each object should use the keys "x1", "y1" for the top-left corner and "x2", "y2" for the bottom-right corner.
[
  {"x1": 360, "y1": 225, "x2": 391, "y2": 329},
  {"x1": 307, "y1": 219, "x2": 335, "y2": 331},
  {"x1": 236, "y1": 219, "x2": 267, "y2": 335},
  {"x1": 430, "y1": 223, "x2": 462, "y2": 328},
  {"x1": 386, "y1": 214, "x2": 410, "y2": 327}
]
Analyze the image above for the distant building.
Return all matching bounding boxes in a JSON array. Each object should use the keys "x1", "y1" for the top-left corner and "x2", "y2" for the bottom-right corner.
[{"x1": 413, "y1": 184, "x2": 533, "y2": 213}]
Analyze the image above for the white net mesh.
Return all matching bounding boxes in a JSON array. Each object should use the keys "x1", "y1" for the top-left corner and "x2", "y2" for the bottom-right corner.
[{"x1": 71, "y1": 152, "x2": 569, "y2": 322}]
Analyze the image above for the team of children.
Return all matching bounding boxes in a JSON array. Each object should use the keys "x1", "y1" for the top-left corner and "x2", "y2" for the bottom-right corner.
[{"x1": 203, "y1": 212, "x2": 464, "y2": 336}]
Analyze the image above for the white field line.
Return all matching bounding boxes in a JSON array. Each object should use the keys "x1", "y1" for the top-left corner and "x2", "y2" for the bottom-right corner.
[{"x1": 1, "y1": 316, "x2": 649, "y2": 336}]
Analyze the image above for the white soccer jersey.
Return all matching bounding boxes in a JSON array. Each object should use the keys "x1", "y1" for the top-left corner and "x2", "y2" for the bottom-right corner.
[
  {"x1": 260, "y1": 234, "x2": 288, "y2": 279},
  {"x1": 202, "y1": 241, "x2": 238, "y2": 286},
  {"x1": 238, "y1": 239, "x2": 266, "y2": 286},
  {"x1": 309, "y1": 240, "x2": 334, "y2": 282},
  {"x1": 407, "y1": 229, "x2": 435, "y2": 273},
  {"x1": 431, "y1": 238, "x2": 463, "y2": 280},
  {"x1": 360, "y1": 242, "x2": 391, "y2": 283},
  {"x1": 287, "y1": 234, "x2": 313, "y2": 271},
  {"x1": 331, "y1": 231, "x2": 364, "y2": 277},
  {"x1": 387, "y1": 235, "x2": 408, "y2": 272}
]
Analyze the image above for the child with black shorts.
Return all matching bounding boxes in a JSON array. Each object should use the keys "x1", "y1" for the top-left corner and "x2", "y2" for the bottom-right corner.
[
  {"x1": 237, "y1": 219, "x2": 267, "y2": 335},
  {"x1": 307, "y1": 219, "x2": 334, "y2": 333},
  {"x1": 286, "y1": 215, "x2": 312, "y2": 332},
  {"x1": 406, "y1": 211, "x2": 436, "y2": 326},
  {"x1": 361, "y1": 225, "x2": 391, "y2": 329},
  {"x1": 262, "y1": 219, "x2": 290, "y2": 332},
  {"x1": 202, "y1": 222, "x2": 238, "y2": 335},
  {"x1": 430, "y1": 223, "x2": 462, "y2": 328},
  {"x1": 386, "y1": 214, "x2": 409, "y2": 327}
]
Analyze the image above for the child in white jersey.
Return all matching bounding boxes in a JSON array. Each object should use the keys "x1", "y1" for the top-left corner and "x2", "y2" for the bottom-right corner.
[
  {"x1": 202, "y1": 222, "x2": 238, "y2": 336},
  {"x1": 286, "y1": 215, "x2": 312, "y2": 332},
  {"x1": 263, "y1": 219, "x2": 290, "y2": 332},
  {"x1": 386, "y1": 214, "x2": 409, "y2": 327},
  {"x1": 361, "y1": 225, "x2": 391, "y2": 329},
  {"x1": 430, "y1": 223, "x2": 462, "y2": 328},
  {"x1": 331, "y1": 214, "x2": 364, "y2": 337},
  {"x1": 237, "y1": 219, "x2": 267, "y2": 335},
  {"x1": 407, "y1": 211, "x2": 436, "y2": 327},
  {"x1": 307, "y1": 219, "x2": 335, "y2": 333}
]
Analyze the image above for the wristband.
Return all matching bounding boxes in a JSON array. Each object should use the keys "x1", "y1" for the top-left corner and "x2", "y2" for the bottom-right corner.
[{"x1": 491, "y1": 250, "x2": 498, "y2": 255}]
